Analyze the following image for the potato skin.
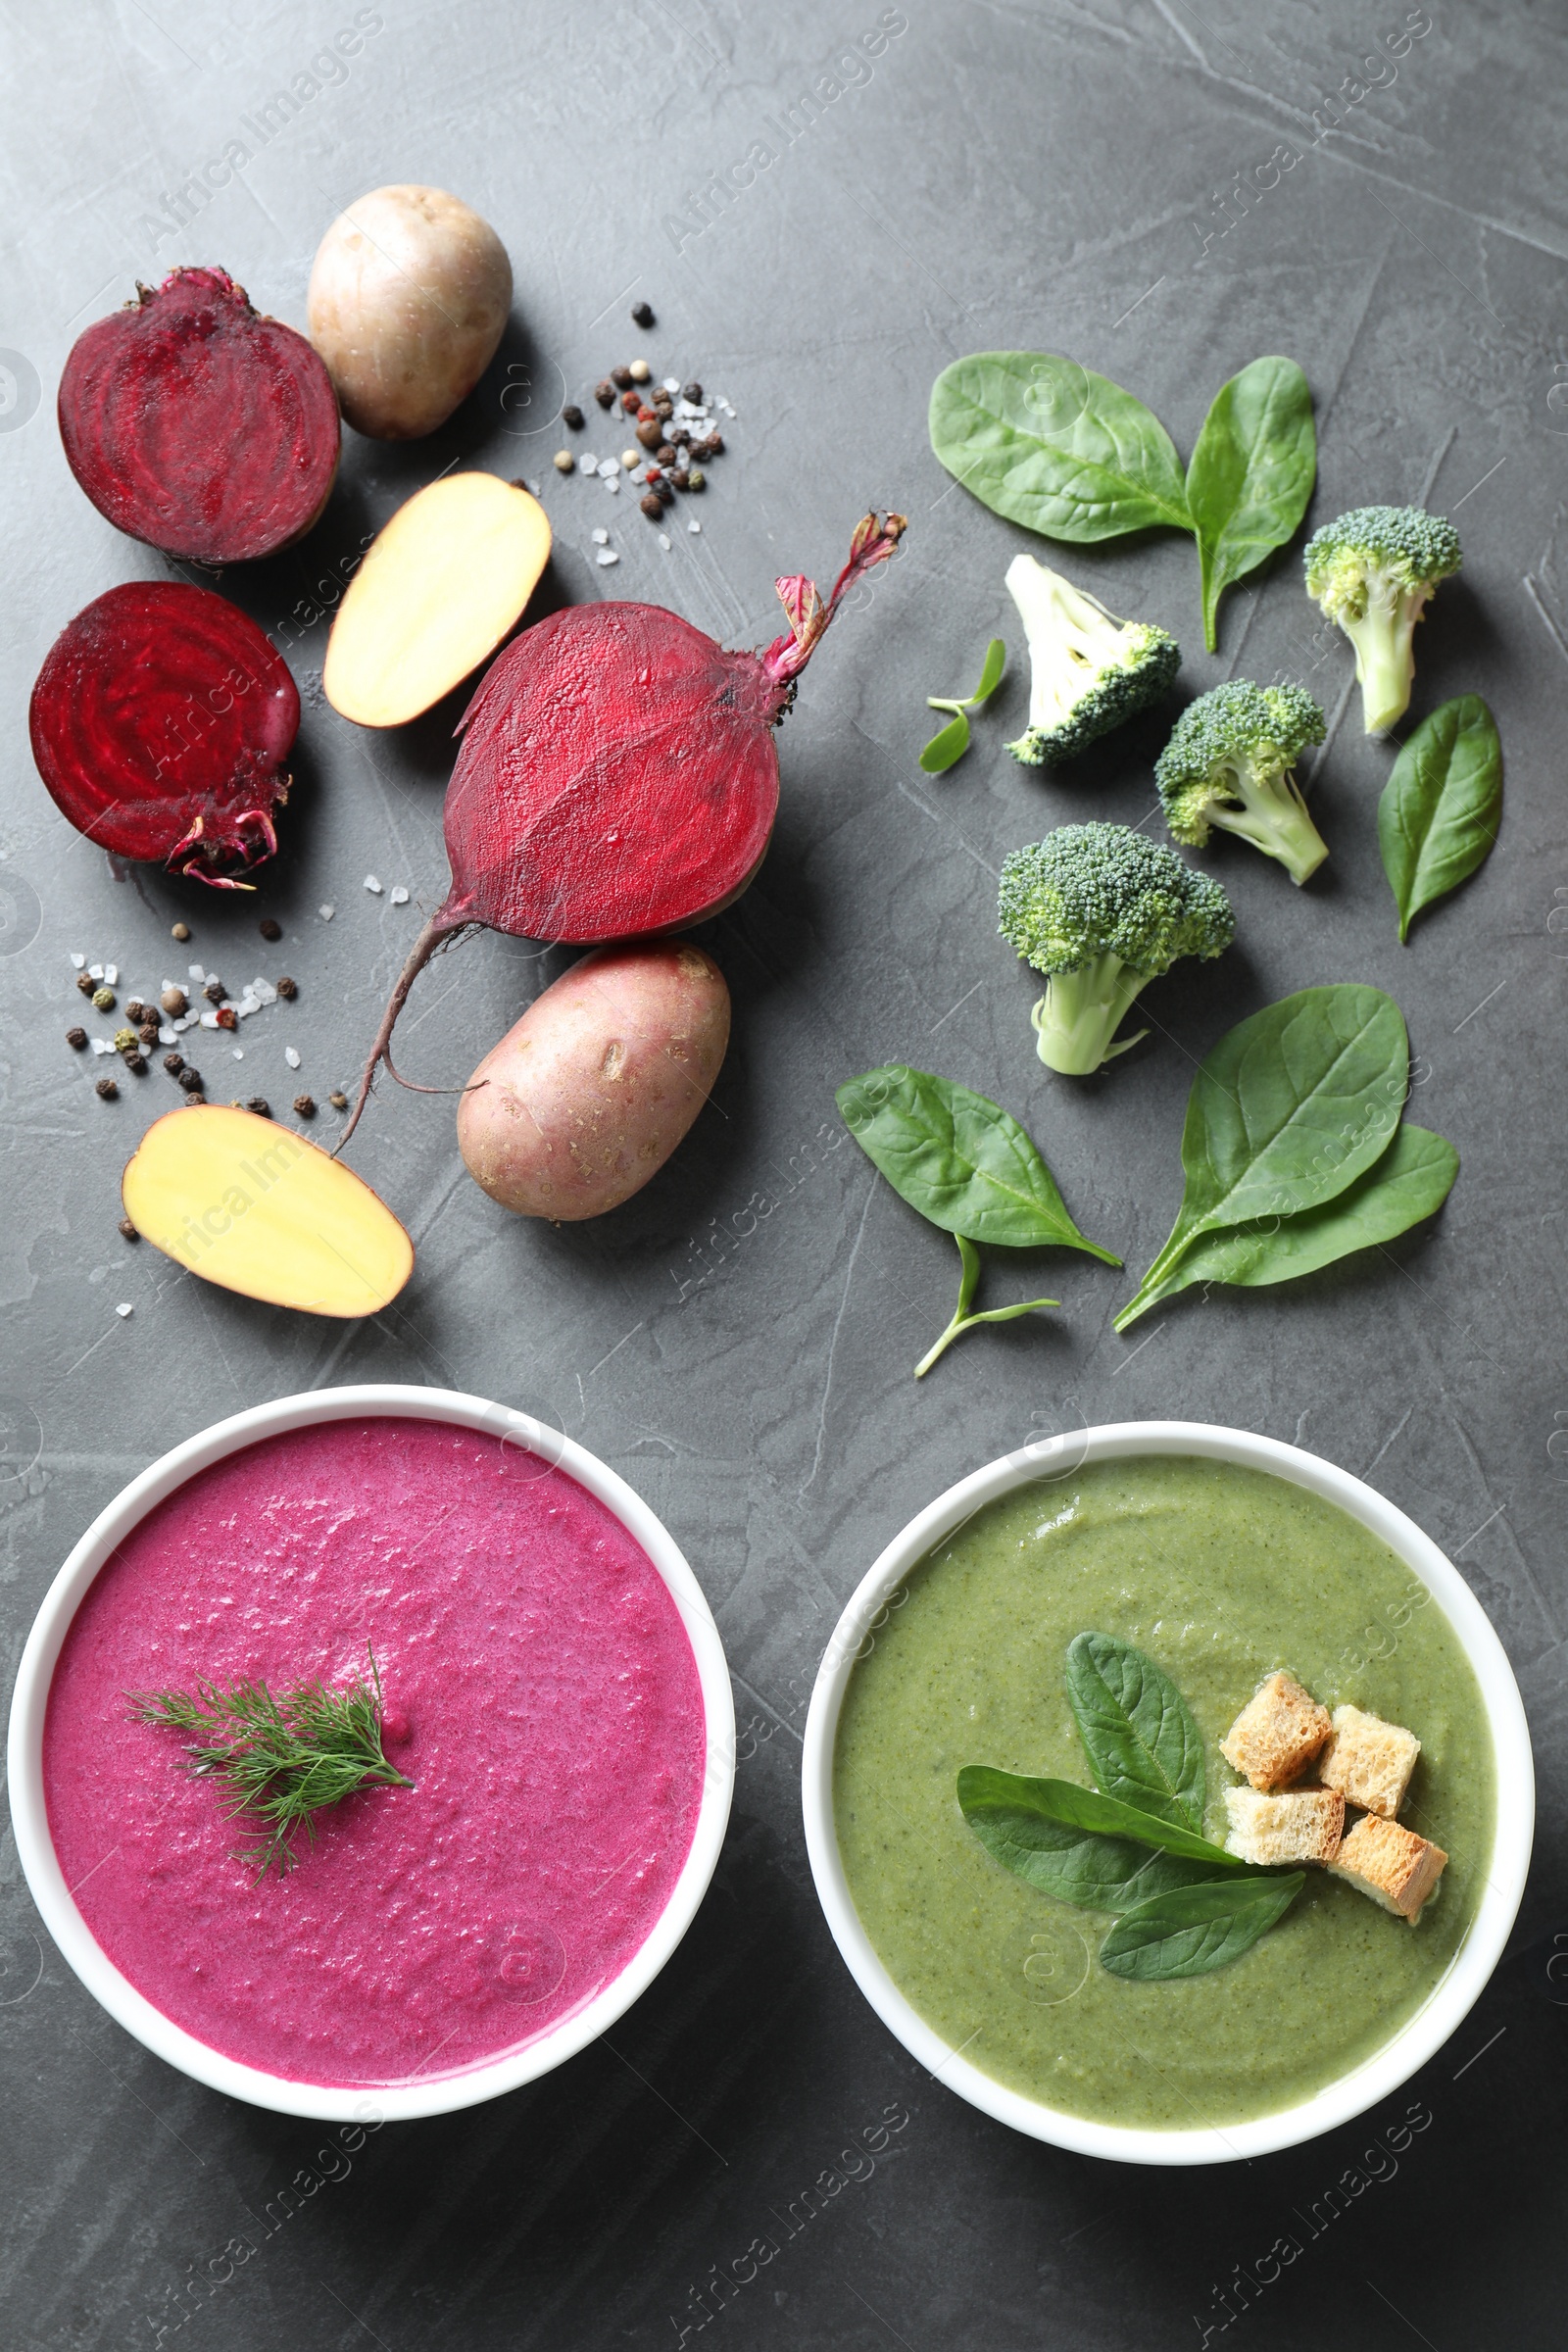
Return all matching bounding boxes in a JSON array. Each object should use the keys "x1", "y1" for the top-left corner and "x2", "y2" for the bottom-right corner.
[
  {"x1": 459, "y1": 943, "x2": 730, "y2": 1220},
  {"x1": 308, "y1": 185, "x2": 512, "y2": 440}
]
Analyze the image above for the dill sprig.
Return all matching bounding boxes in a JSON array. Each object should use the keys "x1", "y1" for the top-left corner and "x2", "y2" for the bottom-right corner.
[{"x1": 129, "y1": 1646, "x2": 413, "y2": 1879}]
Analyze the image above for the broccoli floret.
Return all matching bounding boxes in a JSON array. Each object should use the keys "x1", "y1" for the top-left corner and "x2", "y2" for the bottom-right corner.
[
  {"x1": 1004, "y1": 554, "x2": 1180, "y2": 765},
  {"x1": 1303, "y1": 505, "x2": 1462, "y2": 735},
  {"x1": 998, "y1": 822, "x2": 1234, "y2": 1075},
  {"x1": 1155, "y1": 680, "x2": 1329, "y2": 887}
]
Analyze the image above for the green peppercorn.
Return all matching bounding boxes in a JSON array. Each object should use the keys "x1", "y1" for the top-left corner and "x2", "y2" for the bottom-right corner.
[{"x1": 92, "y1": 986, "x2": 115, "y2": 1011}]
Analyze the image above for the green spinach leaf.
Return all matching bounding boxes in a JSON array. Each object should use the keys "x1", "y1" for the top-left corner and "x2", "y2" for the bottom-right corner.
[
  {"x1": 1115, "y1": 1123, "x2": 1457, "y2": 1327},
  {"x1": 1123, "y1": 985, "x2": 1409, "y2": 1321},
  {"x1": 1065, "y1": 1634, "x2": 1205, "y2": 1832},
  {"x1": 928, "y1": 353, "x2": 1191, "y2": 541},
  {"x1": 1378, "y1": 694, "x2": 1502, "y2": 942},
  {"x1": 1099, "y1": 1872, "x2": 1305, "y2": 1981},
  {"x1": 1185, "y1": 357, "x2": 1316, "y2": 653},
  {"x1": 956, "y1": 1770, "x2": 1242, "y2": 1870},
  {"x1": 836, "y1": 1066, "x2": 1121, "y2": 1259},
  {"x1": 956, "y1": 1764, "x2": 1218, "y2": 1913}
]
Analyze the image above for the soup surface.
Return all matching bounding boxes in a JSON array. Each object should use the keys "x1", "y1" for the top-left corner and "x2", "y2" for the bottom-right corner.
[
  {"x1": 45, "y1": 1416, "x2": 706, "y2": 2085},
  {"x1": 834, "y1": 1454, "x2": 1495, "y2": 2130}
]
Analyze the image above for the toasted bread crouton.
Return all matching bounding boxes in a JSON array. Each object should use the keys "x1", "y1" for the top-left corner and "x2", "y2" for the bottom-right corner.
[
  {"x1": 1219, "y1": 1671, "x2": 1332, "y2": 1790},
  {"x1": 1224, "y1": 1785, "x2": 1345, "y2": 1866},
  {"x1": 1329, "y1": 1814, "x2": 1446, "y2": 1921},
  {"x1": 1318, "y1": 1704, "x2": 1420, "y2": 1819}
]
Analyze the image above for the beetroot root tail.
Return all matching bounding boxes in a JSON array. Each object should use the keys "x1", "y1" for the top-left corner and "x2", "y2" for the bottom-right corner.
[{"x1": 334, "y1": 912, "x2": 475, "y2": 1152}]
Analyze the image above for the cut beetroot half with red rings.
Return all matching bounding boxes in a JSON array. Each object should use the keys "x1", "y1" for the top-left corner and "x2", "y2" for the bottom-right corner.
[
  {"x1": 58, "y1": 268, "x2": 340, "y2": 564},
  {"x1": 28, "y1": 582, "x2": 300, "y2": 885}
]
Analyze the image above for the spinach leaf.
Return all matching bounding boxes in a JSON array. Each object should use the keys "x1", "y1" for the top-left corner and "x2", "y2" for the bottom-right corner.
[
  {"x1": 1099, "y1": 1872, "x2": 1305, "y2": 1981},
  {"x1": 1115, "y1": 1123, "x2": 1457, "y2": 1327},
  {"x1": 1065, "y1": 1634, "x2": 1205, "y2": 1833},
  {"x1": 1378, "y1": 694, "x2": 1502, "y2": 942},
  {"x1": 836, "y1": 1066, "x2": 1121, "y2": 1260},
  {"x1": 928, "y1": 353, "x2": 1191, "y2": 541},
  {"x1": 1124, "y1": 985, "x2": 1409, "y2": 1319},
  {"x1": 956, "y1": 1764, "x2": 1218, "y2": 1913},
  {"x1": 1185, "y1": 357, "x2": 1316, "y2": 653},
  {"x1": 956, "y1": 1769, "x2": 1242, "y2": 1870}
]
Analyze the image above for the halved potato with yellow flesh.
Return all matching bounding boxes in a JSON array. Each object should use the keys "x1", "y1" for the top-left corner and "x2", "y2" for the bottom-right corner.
[
  {"x1": 323, "y1": 472, "x2": 551, "y2": 726},
  {"x1": 123, "y1": 1106, "x2": 413, "y2": 1317}
]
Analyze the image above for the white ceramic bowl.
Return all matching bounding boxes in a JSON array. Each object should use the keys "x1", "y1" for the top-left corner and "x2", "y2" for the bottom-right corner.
[
  {"x1": 8, "y1": 1384, "x2": 734, "y2": 2124},
  {"x1": 802, "y1": 1420, "x2": 1533, "y2": 2167}
]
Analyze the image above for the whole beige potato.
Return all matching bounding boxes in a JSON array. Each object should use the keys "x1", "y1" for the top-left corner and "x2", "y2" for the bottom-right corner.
[
  {"x1": 308, "y1": 185, "x2": 512, "y2": 439},
  {"x1": 459, "y1": 942, "x2": 731, "y2": 1220}
]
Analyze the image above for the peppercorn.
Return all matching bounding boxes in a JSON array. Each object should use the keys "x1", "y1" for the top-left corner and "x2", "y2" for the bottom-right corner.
[
  {"x1": 553, "y1": 449, "x2": 574, "y2": 473},
  {"x1": 216, "y1": 1005, "x2": 237, "y2": 1030},
  {"x1": 259, "y1": 915, "x2": 282, "y2": 942},
  {"x1": 636, "y1": 417, "x2": 662, "y2": 451},
  {"x1": 683, "y1": 381, "x2": 702, "y2": 403},
  {"x1": 275, "y1": 976, "x2": 297, "y2": 1000},
  {"x1": 178, "y1": 1067, "x2": 203, "y2": 1092},
  {"x1": 161, "y1": 985, "x2": 187, "y2": 1016},
  {"x1": 628, "y1": 358, "x2": 652, "y2": 383},
  {"x1": 138, "y1": 1021, "x2": 159, "y2": 1047},
  {"x1": 654, "y1": 477, "x2": 675, "y2": 507},
  {"x1": 687, "y1": 467, "x2": 706, "y2": 490},
  {"x1": 114, "y1": 1026, "x2": 137, "y2": 1052},
  {"x1": 630, "y1": 300, "x2": 655, "y2": 326},
  {"x1": 75, "y1": 971, "x2": 96, "y2": 996},
  {"x1": 245, "y1": 1097, "x2": 270, "y2": 1117},
  {"x1": 172, "y1": 921, "x2": 190, "y2": 942},
  {"x1": 92, "y1": 986, "x2": 115, "y2": 1011},
  {"x1": 639, "y1": 492, "x2": 664, "y2": 521},
  {"x1": 594, "y1": 378, "x2": 614, "y2": 409},
  {"x1": 293, "y1": 1094, "x2": 317, "y2": 1117},
  {"x1": 164, "y1": 1053, "x2": 184, "y2": 1075},
  {"x1": 119, "y1": 1218, "x2": 139, "y2": 1241},
  {"x1": 96, "y1": 1076, "x2": 118, "y2": 1100},
  {"x1": 203, "y1": 978, "x2": 224, "y2": 1003},
  {"x1": 124, "y1": 1051, "x2": 147, "y2": 1074},
  {"x1": 668, "y1": 425, "x2": 692, "y2": 448},
  {"x1": 671, "y1": 468, "x2": 691, "y2": 492},
  {"x1": 656, "y1": 443, "x2": 677, "y2": 467},
  {"x1": 611, "y1": 365, "x2": 633, "y2": 389},
  {"x1": 620, "y1": 389, "x2": 643, "y2": 415},
  {"x1": 67, "y1": 1025, "x2": 87, "y2": 1050},
  {"x1": 124, "y1": 999, "x2": 147, "y2": 1023},
  {"x1": 329, "y1": 1091, "x2": 349, "y2": 1110}
]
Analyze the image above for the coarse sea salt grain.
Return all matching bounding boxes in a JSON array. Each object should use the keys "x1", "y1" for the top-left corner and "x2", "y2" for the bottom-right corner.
[
  {"x1": 104, "y1": 963, "x2": 118, "y2": 984},
  {"x1": 365, "y1": 875, "x2": 382, "y2": 894},
  {"x1": 581, "y1": 456, "x2": 600, "y2": 477},
  {"x1": 116, "y1": 1302, "x2": 133, "y2": 1318},
  {"x1": 159, "y1": 1026, "x2": 176, "y2": 1046},
  {"x1": 319, "y1": 905, "x2": 334, "y2": 920},
  {"x1": 662, "y1": 377, "x2": 681, "y2": 394},
  {"x1": 88, "y1": 963, "x2": 104, "y2": 980},
  {"x1": 188, "y1": 962, "x2": 205, "y2": 980},
  {"x1": 390, "y1": 886, "x2": 409, "y2": 906},
  {"x1": 592, "y1": 526, "x2": 610, "y2": 545},
  {"x1": 91, "y1": 1038, "x2": 111, "y2": 1056},
  {"x1": 602, "y1": 471, "x2": 619, "y2": 493},
  {"x1": 688, "y1": 518, "x2": 701, "y2": 532},
  {"x1": 596, "y1": 549, "x2": 619, "y2": 566},
  {"x1": 231, "y1": 1047, "x2": 243, "y2": 1059},
  {"x1": 71, "y1": 952, "x2": 84, "y2": 968},
  {"x1": 284, "y1": 1046, "x2": 301, "y2": 1070},
  {"x1": 658, "y1": 533, "x2": 671, "y2": 551}
]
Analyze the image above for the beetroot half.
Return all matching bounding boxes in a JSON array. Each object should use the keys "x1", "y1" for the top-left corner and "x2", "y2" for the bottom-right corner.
[
  {"x1": 341, "y1": 511, "x2": 906, "y2": 1140},
  {"x1": 58, "y1": 268, "x2": 340, "y2": 564},
  {"x1": 29, "y1": 581, "x2": 300, "y2": 884}
]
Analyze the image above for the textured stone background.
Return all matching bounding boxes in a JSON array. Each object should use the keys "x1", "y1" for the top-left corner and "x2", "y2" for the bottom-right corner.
[{"x1": 2, "y1": 3, "x2": 1565, "y2": 2346}]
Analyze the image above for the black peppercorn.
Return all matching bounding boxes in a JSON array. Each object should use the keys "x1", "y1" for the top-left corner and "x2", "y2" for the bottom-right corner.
[
  {"x1": 562, "y1": 403, "x2": 584, "y2": 430},
  {"x1": 138, "y1": 1021, "x2": 158, "y2": 1047},
  {"x1": 75, "y1": 971, "x2": 96, "y2": 997},
  {"x1": 245, "y1": 1097, "x2": 270, "y2": 1118},
  {"x1": 671, "y1": 468, "x2": 690, "y2": 492},
  {"x1": 293, "y1": 1094, "x2": 317, "y2": 1117},
  {"x1": 203, "y1": 977, "x2": 224, "y2": 1004},
  {"x1": 654, "y1": 477, "x2": 675, "y2": 507},
  {"x1": 611, "y1": 365, "x2": 633, "y2": 389},
  {"x1": 594, "y1": 378, "x2": 614, "y2": 409},
  {"x1": 178, "y1": 1066, "x2": 203, "y2": 1092},
  {"x1": 96, "y1": 1076, "x2": 118, "y2": 1100},
  {"x1": 124, "y1": 999, "x2": 147, "y2": 1023},
  {"x1": 124, "y1": 1051, "x2": 147, "y2": 1073},
  {"x1": 275, "y1": 976, "x2": 297, "y2": 1000},
  {"x1": 67, "y1": 1026, "x2": 87, "y2": 1050},
  {"x1": 639, "y1": 492, "x2": 664, "y2": 521},
  {"x1": 164, "y1": 1053, "x2": 184, "y2": 1075},
  {"x1": 119, "y1": 1218, "x2": 139, "y2": 1241},
  {"x1": 259, "y1": 915, "x2": 282, "y2": 942},
  {"x1": 630, "y1": 300, "x2": 655, "y2": 326},
  {"x1": 682, "y1": 381, "x2": 702, "y2": 403}
]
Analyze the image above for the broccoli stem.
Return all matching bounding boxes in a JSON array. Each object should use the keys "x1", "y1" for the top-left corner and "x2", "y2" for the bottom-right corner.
[
  {"x1": 1343, "y1": 597, "x2": 1422, "y2": 735},
  {"x1": 1205, "y1": 760, "x2": 1329, "y2": 887},
  {"x1": 1029, "y1": 956, "x2": 1151, "y2": 1075},
  {"x1": 913, "y1": 1233, "x2": 1058, "y2": 1378}
]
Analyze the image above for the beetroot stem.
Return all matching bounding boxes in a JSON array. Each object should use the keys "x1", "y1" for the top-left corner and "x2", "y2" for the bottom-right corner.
[{"x1": 336, "y1": 911, "x2": 475, "y2": 1151}]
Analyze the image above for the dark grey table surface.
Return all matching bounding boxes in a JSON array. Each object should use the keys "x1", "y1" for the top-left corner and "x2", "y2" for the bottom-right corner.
[{"x1": 4, "y1": 3, "x2": 1566, "y2": 2346}]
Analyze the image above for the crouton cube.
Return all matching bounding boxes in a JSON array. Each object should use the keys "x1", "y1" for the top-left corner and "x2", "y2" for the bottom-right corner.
[
  {"x1": 1223, "y1": 1785, "x2": 1345, "y2": 1866},
  {"x1": 1318, "y1": 1704, "x2": 1420, "y2": 1819},
  {"x1": 1328, "y1": 1814, "x2": 1446, "y2": 1921},
  {"x1": 1219, "y1": 1671, "x2": 1332, "y2": 1790}
]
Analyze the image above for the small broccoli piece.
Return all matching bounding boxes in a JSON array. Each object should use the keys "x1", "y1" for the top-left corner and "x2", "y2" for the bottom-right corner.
[
  {"x1": 998, "y1": 822, "x2": 1234, "y2": 1076},
  {"x1": 1303, "y1": 505, "x2": 1462, "y2": 735},
  {"x1": 1004, "y1": 554, "x2": 1180, "y2": 765},
  {"x1": 1155, "y1": 680, "x2": 1329, "y2": 887}
]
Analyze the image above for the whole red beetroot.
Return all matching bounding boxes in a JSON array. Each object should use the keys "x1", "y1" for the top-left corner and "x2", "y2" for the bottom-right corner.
[
  {"x1": 58, "y1": 268, "x2": 340, "y2": 564},
  {"x1": 29, "y1": 582, "x2": 299, "y2": 883},
  {"x1": 341, "y1": 512, "x2": 906, "y2": 1141}
]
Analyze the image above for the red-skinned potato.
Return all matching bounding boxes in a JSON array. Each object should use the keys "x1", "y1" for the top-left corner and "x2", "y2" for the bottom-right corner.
[
  {"x1": 458, "y1": 943, "x2": 729, "y2": 1220},
  {"x1": 308, "y1": 185, "x2": 512, "y2": 440}
]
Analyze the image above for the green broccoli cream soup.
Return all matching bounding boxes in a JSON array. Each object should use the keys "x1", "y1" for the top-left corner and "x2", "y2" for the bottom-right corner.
[{"x1": 833, "y1": 1455, "x2": 1494, "y2": 2131}]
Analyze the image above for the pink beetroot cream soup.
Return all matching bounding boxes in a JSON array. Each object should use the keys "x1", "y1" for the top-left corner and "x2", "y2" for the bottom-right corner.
[{"x1": 43, "y1": 1416, "x2": 707, "y2": 2085}]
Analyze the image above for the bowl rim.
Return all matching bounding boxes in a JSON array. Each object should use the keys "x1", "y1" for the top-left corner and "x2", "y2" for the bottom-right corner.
[
  {"x1": 800, "y1": 1418, "x2": 1534, "y2": 2167},
  {"x1": 7, "y1": 1382, "x2": 735, "y2": 2124}
]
